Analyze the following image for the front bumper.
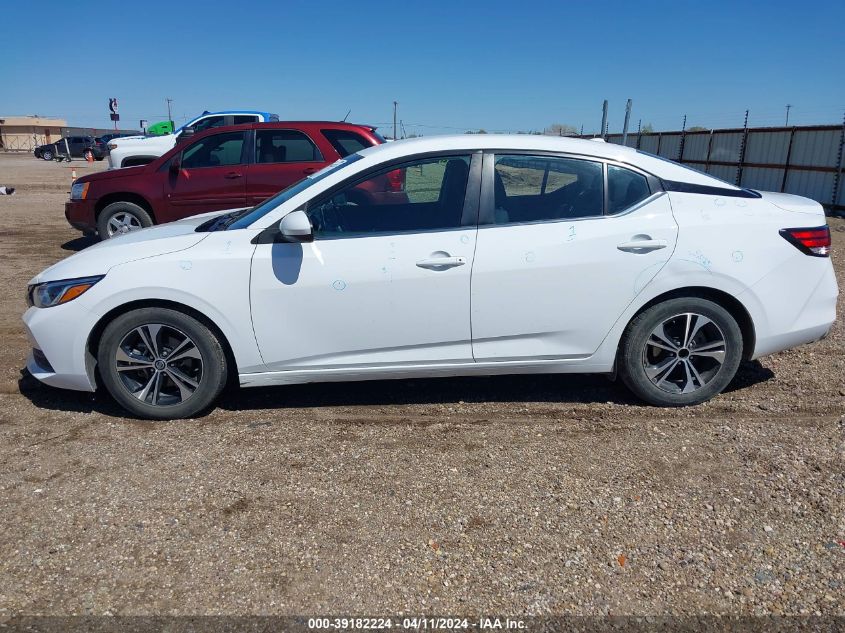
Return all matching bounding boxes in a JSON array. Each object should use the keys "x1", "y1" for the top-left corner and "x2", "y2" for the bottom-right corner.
[
  {"x1": 23, "y1": 305, "x2": 97, "y2": 392},
  {"x1": 65, "y1": 199, "x2": 97, "y2": 233}
]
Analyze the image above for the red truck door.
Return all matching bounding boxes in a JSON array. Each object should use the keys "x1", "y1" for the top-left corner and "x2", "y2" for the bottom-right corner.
[
  {"x1": 245, "y1": 129, "x2": 333, "y2": 206},
  {"x1": 165, "y1": 130, "x2": 248, "y2": 218}
]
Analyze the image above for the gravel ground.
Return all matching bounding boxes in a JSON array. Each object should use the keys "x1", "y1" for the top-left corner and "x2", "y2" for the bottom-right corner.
[{"x1": 0, "y1": 154, "x2": 843, "y2": 618}]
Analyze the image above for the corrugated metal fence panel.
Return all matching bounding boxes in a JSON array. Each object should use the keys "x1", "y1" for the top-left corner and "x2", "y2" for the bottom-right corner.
[
  {"x1": 658, "y1": 134, "x2": 682, "y2": 159},
  {"x1": 708, "y1": 132, "x2": 743, "y2": 162},
  {"x1": 681, "y1": 133, "x2": 709, "y2": 161},
  {"x1": 624, "y1": 135, "x2": 638, "y2": 148},
  {"x1": 607, "y1": 134, "x2": 623, "y2": 145},
  {"x1": 708, "y1": 164, "x2": 738, "y2": 183},
  {"x1": 745, "y1": 130, "x2": 790, "y2": 164},
  {"x1": 740, "y1": 167, "x2": 784, "y2": 191},
  {"x1": 789, "y1": 129, "x2": 840, "y2": 166},
  {"x1": 638, "y1": 135, "x2": 660, "y2": 154},
  {"x1": 785, "y1": 169, "x2": 835, "y2": 201},
  {"x1": 838, "y1": 174, "x2": 845, "y2": 206}
]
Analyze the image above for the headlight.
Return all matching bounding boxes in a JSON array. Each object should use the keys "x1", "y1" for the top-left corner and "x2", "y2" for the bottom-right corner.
[
  {"x1": 107, "y1": 143, "x2": 118, "y2": 150},
  {"x1": 27, "y1": 276, "x2": 104, "y2": 309},
  {"x1": 70, "y1": 182, "x2": 89, "y2": 200}
]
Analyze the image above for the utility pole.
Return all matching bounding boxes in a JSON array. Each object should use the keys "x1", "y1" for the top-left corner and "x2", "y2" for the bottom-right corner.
[
  {"x1": 600, "y1": 100, "x2": 608, "y2": 140},
  {"x1": 785, "y1": 104, "x2": 792, "y2": 127},
  {"x1": 166, "y1": 98, "x2": 174, "y2": 128},
  {"x1": 622, "y1": 99, "x2": 633, "y2": 145},
  {"x1": 393, "y1": 101, "x2": 398, "y2": 141}
]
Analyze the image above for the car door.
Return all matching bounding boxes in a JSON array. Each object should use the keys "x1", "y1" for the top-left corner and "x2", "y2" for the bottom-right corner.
[
  {"x1": 249, "y1": 153, "x2": 481, "y2": 371},
  {"x1": 245, "y1": 129, "x2": 332, "y2": 206},
  {"x1": 164, "y1": 130, "x2": 248, "y2": 217},
  {"x1": 470, "y1": 153, "x2": 678, "y2": 361}
]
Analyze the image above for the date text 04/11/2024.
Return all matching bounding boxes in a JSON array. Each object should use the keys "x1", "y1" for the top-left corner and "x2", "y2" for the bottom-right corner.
[{"x1": 307, "y1": 617, "x2": 526, "y2": 630}]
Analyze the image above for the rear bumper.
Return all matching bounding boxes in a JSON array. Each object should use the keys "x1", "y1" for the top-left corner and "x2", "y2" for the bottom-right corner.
[
  {"x1": 65, "y1": 199, "x2": 97, "y2": 233},
  {"x1": 750, "y1": 259, "x2": 838, "y2": 359}
]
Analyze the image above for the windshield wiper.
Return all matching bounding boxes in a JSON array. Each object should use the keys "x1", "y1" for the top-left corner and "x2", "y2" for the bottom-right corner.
[{"x1": 197, "y1": 208, "x2": 253, "y2": 232}]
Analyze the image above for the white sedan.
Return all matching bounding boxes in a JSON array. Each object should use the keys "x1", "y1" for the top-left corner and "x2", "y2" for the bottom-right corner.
[{"x1": 23, "y1": 135, "x2": 837, "y2": 419}]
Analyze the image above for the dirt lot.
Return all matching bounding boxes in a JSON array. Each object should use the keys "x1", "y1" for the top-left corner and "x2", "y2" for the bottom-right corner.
[{"x1": 0, "y1": 153, "x2": 843, "y2": 618}]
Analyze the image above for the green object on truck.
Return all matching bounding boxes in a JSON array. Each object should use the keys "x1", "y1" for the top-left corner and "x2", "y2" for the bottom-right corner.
[{"x1": 146, "y1": 120, "x2": 174, "y2": 136}]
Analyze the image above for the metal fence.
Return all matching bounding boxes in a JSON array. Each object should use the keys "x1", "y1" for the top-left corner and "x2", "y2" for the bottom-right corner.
[{"x1": 596, "y1": 124, "x2": 845, "y2": 214}]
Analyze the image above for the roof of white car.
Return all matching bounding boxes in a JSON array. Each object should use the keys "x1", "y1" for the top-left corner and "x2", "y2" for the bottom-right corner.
[{"x1": 359, "y1": 134, "x2": 740, "y2": 189}]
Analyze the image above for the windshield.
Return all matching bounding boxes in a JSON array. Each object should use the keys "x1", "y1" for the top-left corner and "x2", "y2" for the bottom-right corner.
[{"x1": 227, "y1": 154, "x2": 363, "y2": 230}]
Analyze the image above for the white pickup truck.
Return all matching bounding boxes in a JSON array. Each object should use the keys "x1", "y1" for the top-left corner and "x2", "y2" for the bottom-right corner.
[{"x1": 107, "y1": 110, "x2": 279, "y2": 169}]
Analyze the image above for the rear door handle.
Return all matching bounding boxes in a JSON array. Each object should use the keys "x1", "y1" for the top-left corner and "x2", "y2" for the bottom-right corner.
[
  {"x1": 224, "y1": 172, "x2": 243, "y2": 179},
  {"x1": 416, "y1": 256, "x2": 467, "y2": 270},
  {"x1": 617, "y1": 239, "x2": 668, "y2": 253}
]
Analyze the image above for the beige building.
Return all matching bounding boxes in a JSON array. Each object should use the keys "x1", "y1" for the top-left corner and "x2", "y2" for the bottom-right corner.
[{"x1": 0, "y1": 116, "x2": 67, "y2": 151}]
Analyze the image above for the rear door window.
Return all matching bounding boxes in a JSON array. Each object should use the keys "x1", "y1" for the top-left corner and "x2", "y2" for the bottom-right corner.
[
  {"x1": 492, "y1": 154, "x2": 604, "y2": 223},
  {"x1": 321, "y1": 129, "x2": 374, "y2": 157},
  {"x1": 255, "y1": 130, "x2": 323, "y2": 163}
]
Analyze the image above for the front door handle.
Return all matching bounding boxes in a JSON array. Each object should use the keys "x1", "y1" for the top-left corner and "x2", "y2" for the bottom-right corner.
[
  {"x1": 224, "y1": 172, "x2": 243, "y2": 179},
  {"x1": 416, "y1": 256, "x2": 467, "y2": 270},
  {"x1": 617, "y1": 238, "x2": 668, "y2": 253},
  {"x1": 303, "y1": 167, "x2": 317, "y2": 175}
]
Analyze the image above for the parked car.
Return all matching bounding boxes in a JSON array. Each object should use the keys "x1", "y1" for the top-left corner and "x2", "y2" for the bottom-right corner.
[
  {"x1": 107, "y1": 110, "x2": 279, "y2": 169},
  {"x1": 27, "y1": 135, "x2": 837, "y2": 419},
  {"x1": 36, "y1": 136, "x2": 104, "y2": 161},
  {"x1": 65, "y1": 122, "x2": 386, "y2": 238}
]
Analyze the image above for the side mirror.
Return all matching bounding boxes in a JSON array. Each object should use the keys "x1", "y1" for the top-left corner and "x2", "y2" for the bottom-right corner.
[
  {"x1": 169, "y1": 154, "x2": 182, "y2": 174},
  {"x1": 177, "y1": 126, "x2": 195, "y2": 142},
  {"x1": 278, "y1": 210, "x2": 313, "y2": 243}
]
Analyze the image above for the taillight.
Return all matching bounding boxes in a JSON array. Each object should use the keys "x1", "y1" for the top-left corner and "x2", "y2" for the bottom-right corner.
[
  {"x1": 386, "y1": 169, "x2": 405, "y2": 192},
  {"x1": 779, "y1": 226, "x2": 831, "y2": 257}
]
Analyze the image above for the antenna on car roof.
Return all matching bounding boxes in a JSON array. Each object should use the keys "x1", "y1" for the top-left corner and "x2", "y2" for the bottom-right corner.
[{"x1": 342, "y1": 109, "x2": 351, "y2": 122}]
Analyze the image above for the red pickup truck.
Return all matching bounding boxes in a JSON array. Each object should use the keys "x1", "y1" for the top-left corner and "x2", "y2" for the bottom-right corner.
[{"x1": 65, "y1": 121, "x2": 387, "y2": 238}]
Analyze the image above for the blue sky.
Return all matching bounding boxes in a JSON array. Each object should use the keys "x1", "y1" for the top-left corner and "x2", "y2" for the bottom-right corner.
[{"x1": 2, "y1": 0, "x2": 844, "y2": 135}]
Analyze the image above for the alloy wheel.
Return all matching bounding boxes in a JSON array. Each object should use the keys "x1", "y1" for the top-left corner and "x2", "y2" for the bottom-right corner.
[
  {"x1": 114, "y1": 324, "x2": 204, "y2": 406},
  {"x1": 106, "y1": 211, "x2": 143, "y2": 236},
  {"x1": 642, "y1": 312, "x2": 726, "y2": 394}
]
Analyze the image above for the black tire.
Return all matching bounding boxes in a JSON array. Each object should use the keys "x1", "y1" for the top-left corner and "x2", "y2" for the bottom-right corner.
[
  {"x1": 41, "y1": 149, "x2": 53, "y2": 161},
  {"x1": 618, "y1": 297, "x2": 743, "y2": 407},
  {"x1": 97, "y1": 308, "x2": 228, "y2": 420},
  {"x1": 96, "y1": 201, "x2": 153, "y2": 239}
]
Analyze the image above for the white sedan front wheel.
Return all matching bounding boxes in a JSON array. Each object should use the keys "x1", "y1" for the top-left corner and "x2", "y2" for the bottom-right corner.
[{"x1": 97, "y1": 308, "x2": 228, "y2": 419}]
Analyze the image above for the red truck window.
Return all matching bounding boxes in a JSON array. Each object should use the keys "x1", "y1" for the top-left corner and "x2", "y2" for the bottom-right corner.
[{"x1": 256, "y1": 130, "x2": 322, "y2": 163}]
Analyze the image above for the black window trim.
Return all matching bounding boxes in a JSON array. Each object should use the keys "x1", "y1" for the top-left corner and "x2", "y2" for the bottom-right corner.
[
  {"x1": 254, "y1": 150, "x2": 482, "y2": 242},
  {"x1": 661, "y1": 180, "x2": 762, "y2": 198},
  {"x1": 251, "y1": 127, "x2": 325, "y2": 165}
]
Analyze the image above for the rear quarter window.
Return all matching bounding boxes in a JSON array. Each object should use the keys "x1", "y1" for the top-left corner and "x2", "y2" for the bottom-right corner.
[{"x1": 321, "y1": 129, "x2": 375, "y2": 157}]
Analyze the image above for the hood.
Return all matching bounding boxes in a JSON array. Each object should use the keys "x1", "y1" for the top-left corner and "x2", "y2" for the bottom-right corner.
[
  {"x1": 111, "y1": 133, "x2": 175, "y2": 147},
  {"x1": 29, "y1": 214, "x2": 223, "y2": 284},
  {"x1": 77, "y1": 164, "x2": 149, "y2": 183}
]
